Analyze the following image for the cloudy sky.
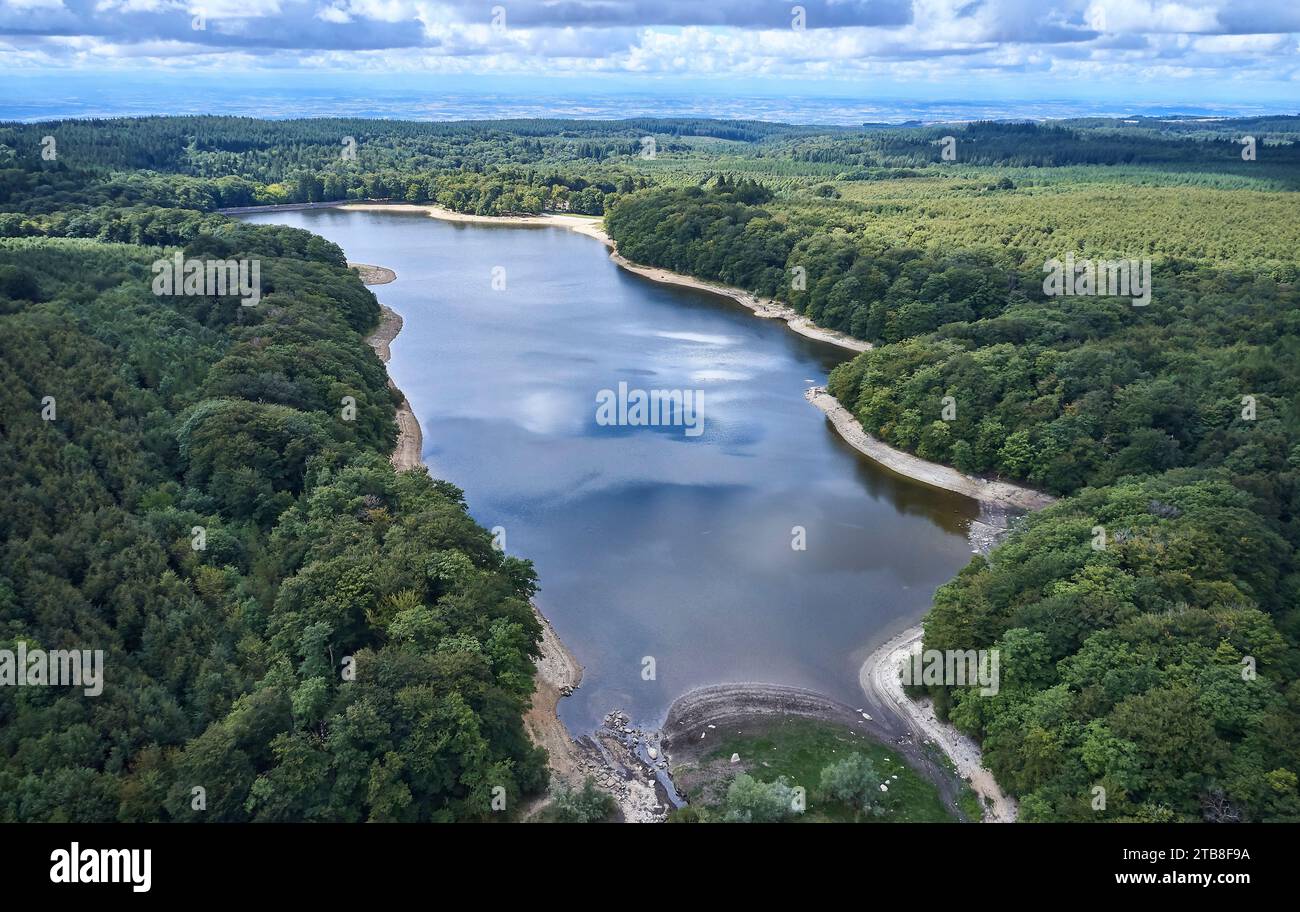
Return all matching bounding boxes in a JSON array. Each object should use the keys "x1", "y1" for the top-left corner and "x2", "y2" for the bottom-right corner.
[{"x1": 1, "y1": 0, "x2": 1297, "y2": 102}]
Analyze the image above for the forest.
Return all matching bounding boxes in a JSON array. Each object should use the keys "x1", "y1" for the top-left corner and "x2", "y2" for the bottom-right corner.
[
  {"x1": 1, "y1": 113, "x2": 1298, "y2": 821},
  {"x1": 0, "y1": 217, "x2": 547, "y2": 821}
]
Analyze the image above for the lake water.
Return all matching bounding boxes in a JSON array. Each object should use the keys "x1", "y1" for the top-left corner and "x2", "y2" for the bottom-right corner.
[{"x1": 243, "y1": 208, "x2": 980, "y2": 732}]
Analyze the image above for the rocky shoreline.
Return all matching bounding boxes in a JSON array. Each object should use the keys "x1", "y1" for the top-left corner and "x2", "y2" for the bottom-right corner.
[{"x1": 586, "y1": 710, "x2": 677, "y2": 823}]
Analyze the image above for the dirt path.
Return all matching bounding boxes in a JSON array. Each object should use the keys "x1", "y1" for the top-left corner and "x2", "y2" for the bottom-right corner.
[
  {"x1": 858, "y1": 626, "x2": 1019, "y2": 822},
  {"x1": 806, "y1": 387, "x2": 1057, "y2": 511}
]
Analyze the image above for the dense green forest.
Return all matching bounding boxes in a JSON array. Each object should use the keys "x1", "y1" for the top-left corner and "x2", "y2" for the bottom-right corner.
[
  {"x1": 0, "y1": 220, "x2": 546, "y2": 821},
  {"x1": 927, "y1": 472, "x2": 1300, "y2": 821},
  {"x1": 2, "y1": 114, "x2": 1298, "y2": 821}
]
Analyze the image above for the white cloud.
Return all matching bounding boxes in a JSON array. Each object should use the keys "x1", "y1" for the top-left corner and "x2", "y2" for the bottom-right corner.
[
  {"x1": 0, "y1": 0, "x2": 1295, "y2": 88},
  {"x1": 1085, "y1": 0, "x2": 1220, "y2": 34},
  {"x1": 1193, "y1": 32, "x2": 1291, "y2": 53},
  {"x1": 180, "y1": 0, "x2": 284, "y2": 14},
  {"x1": 315, "y1": 3, "x2": 349, "y2": 23}
]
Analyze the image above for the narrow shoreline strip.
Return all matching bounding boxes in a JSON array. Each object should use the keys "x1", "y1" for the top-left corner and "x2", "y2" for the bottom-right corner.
[
  {"x1": 859, "y1": 625, "x2": 1020, "y2": 822},
  {"x1": 806, "y1": 387, "x2": 1057, "y2": 511},
  {"x1": 361, "y1": 299, "x2": 423, "y2": 473}
]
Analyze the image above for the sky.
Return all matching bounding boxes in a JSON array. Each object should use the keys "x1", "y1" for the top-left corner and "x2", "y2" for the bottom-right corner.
[{"x1": 1, "y1": 0, "x2": 1297, "y2": 115}]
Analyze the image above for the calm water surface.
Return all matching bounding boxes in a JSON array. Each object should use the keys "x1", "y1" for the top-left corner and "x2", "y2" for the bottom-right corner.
[{"x1": 244, "y1": 209, "x2": 980, "y2": 731}]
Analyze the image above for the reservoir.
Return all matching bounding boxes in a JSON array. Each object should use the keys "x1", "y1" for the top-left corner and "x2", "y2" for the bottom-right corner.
[{"x1": 243, "y1": 208, "x2": 980, "y2": 733}]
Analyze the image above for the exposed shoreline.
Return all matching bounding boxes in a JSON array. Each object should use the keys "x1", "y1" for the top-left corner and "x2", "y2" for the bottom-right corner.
[
  {"x1": 858, "y1": 626, "x2": 1019, "y2": 822},
  {"x1": 350, "y1": 262, "x2": 396, "y2": 286},
  {"x1": 809, "y1": 379, "x2": 1049, "y2": 822},
  {"x1": 608, "y1": 251, "x2": 872, "y2": 353},
  {"x1": 338, "y1": 202, "x2": 611, "y2": 243},
  {"x1": 362, "y1": 301, "x2": 423, "y2": 473},
  {"x1": 519, "y1": 606, "x2": 589, "y2": 819},
  {"x1": 806, "y1": 387, "x2": 1057, "y2": 511},
  {"x1": 661, "y1": 682, "x2": 972, "y2": 820},
  {"x1": 240, "y1": 199, "x2": 868, "y2": 352}
]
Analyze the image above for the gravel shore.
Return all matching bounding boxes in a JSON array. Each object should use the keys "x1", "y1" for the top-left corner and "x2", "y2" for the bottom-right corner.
[{"x1": 858, "y1": 627, "x2": 1019, "y2": 822}]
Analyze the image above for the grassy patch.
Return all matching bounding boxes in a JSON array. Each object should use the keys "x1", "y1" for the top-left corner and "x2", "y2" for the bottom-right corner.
[
  {"x1": 920, "y1": 740, "x2": 983, "y2": 822},
  {"x1": 675, "y1": 717, "x2": 956, "y2": 823},
  {"x1": 957, "y1": 788, "x2": 985, "y2": 823}
]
